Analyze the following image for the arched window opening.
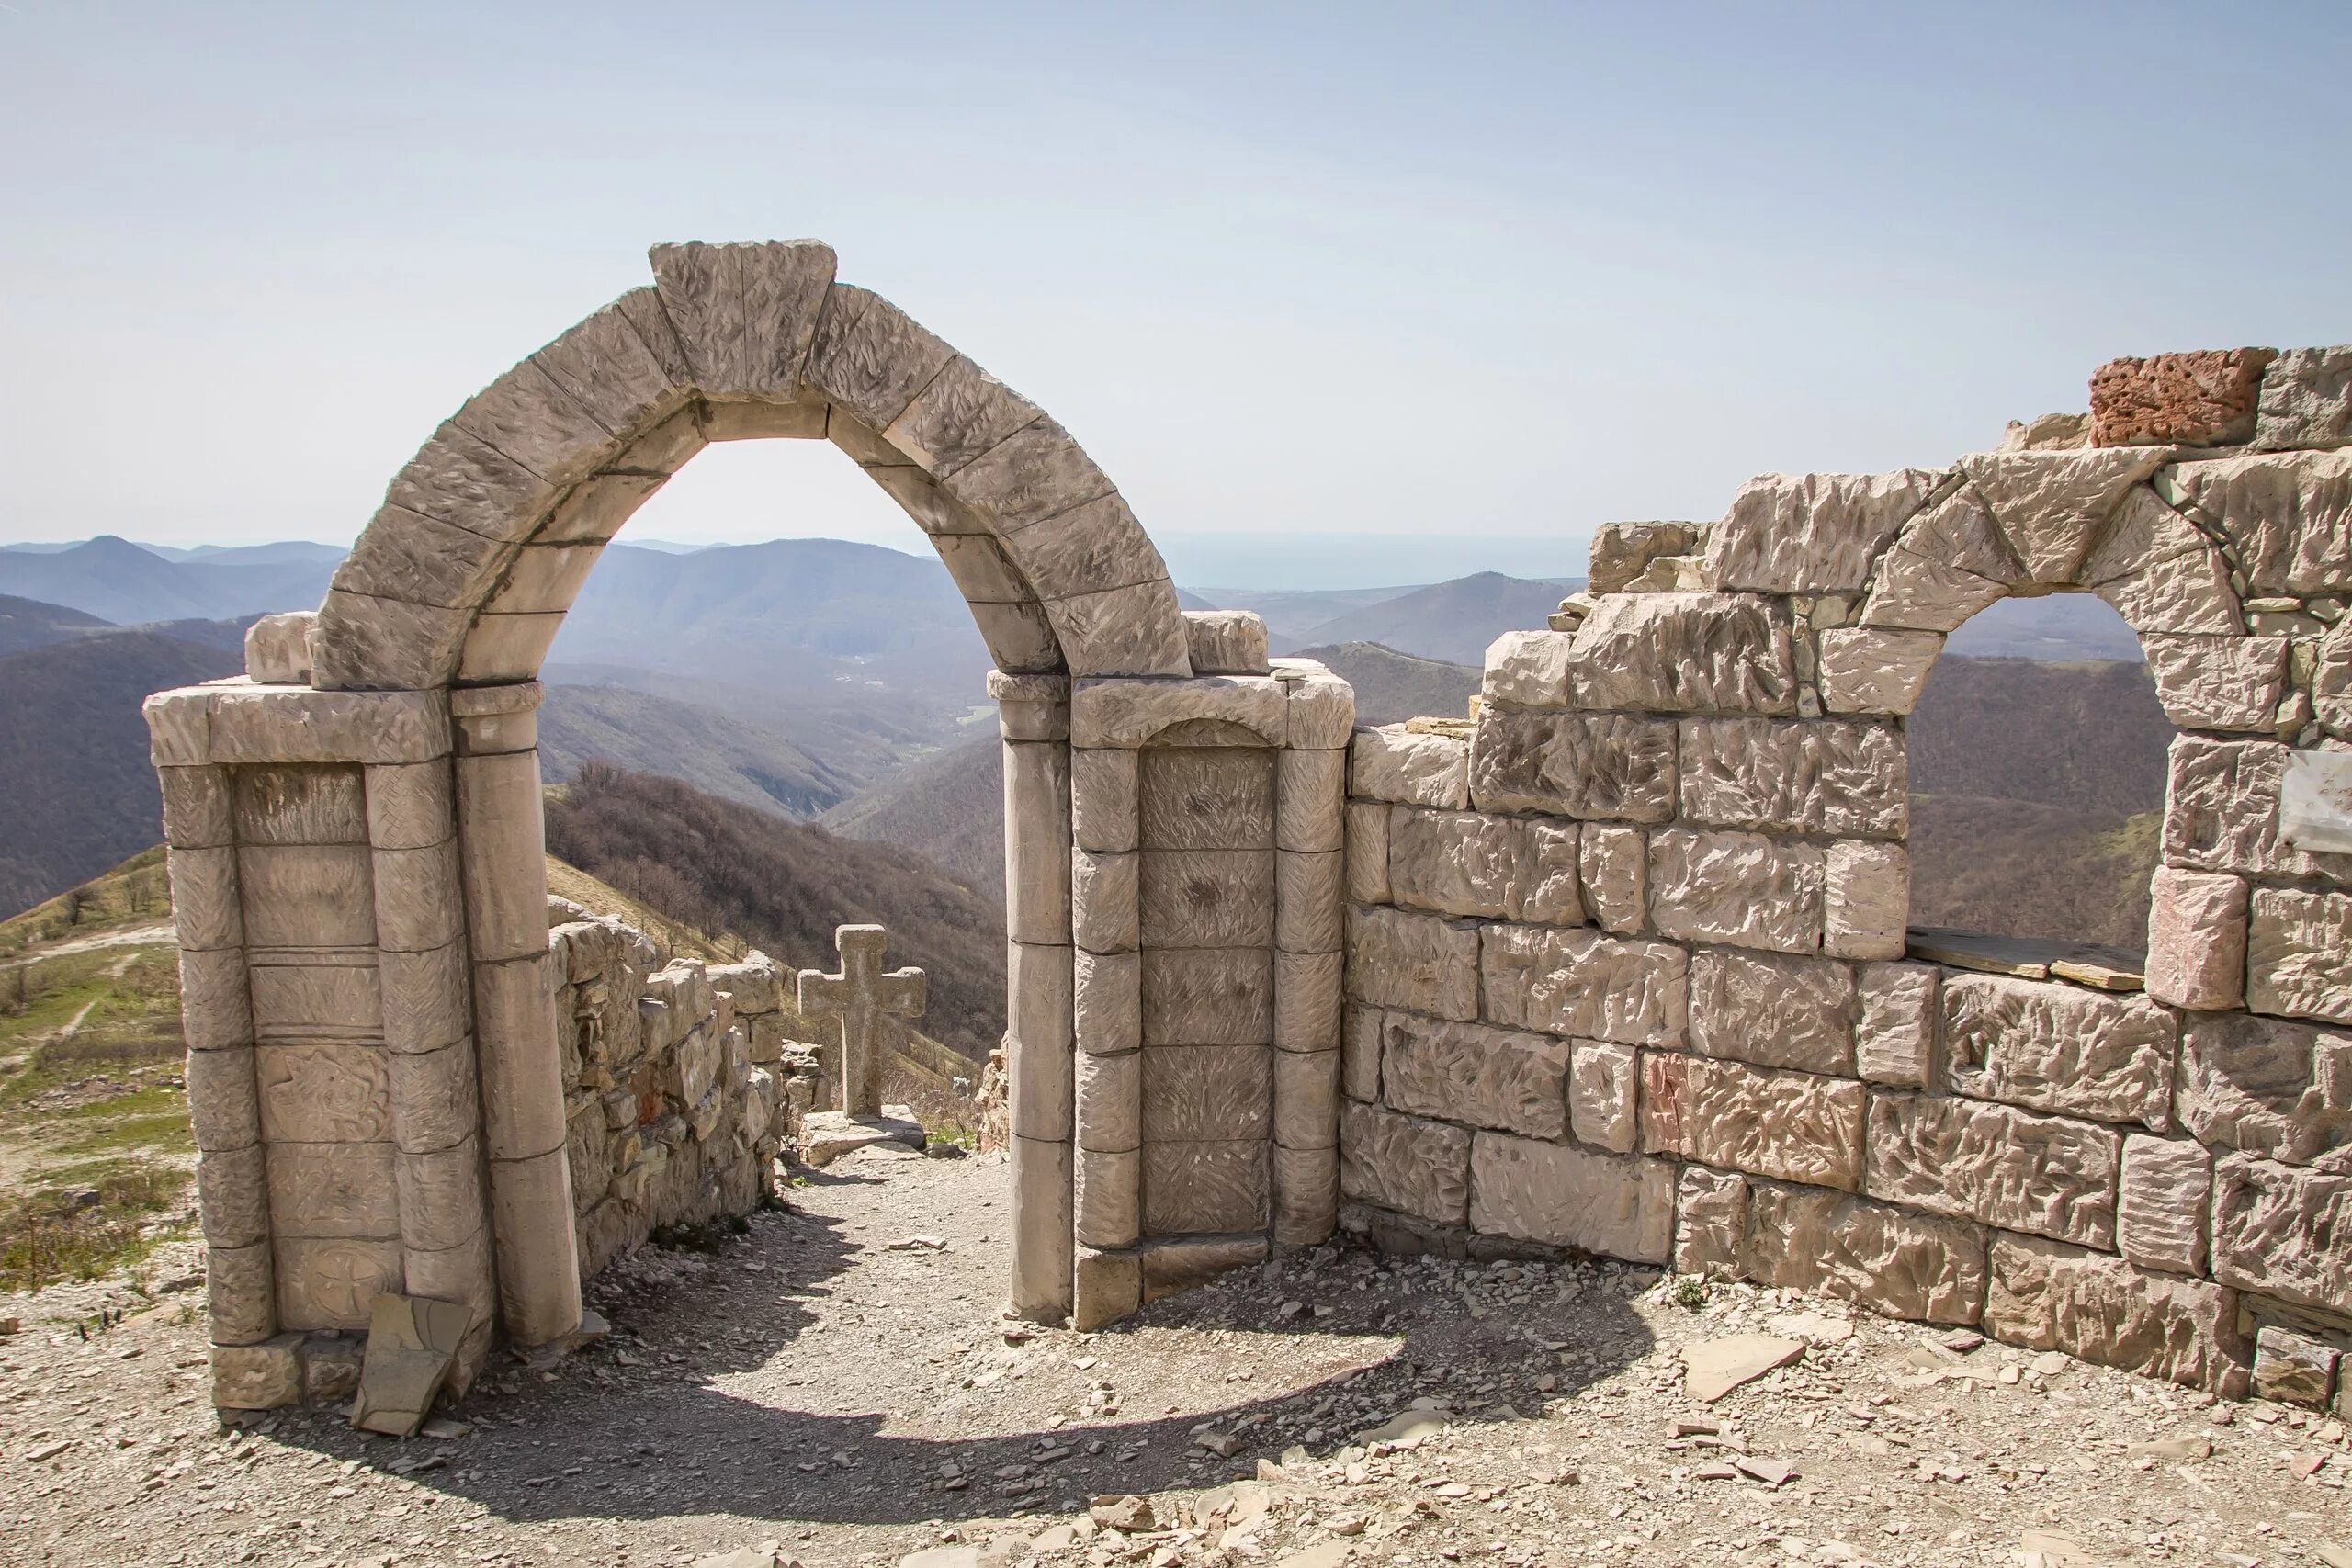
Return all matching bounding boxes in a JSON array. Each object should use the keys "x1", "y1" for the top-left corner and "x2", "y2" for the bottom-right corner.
[{"x1": 1905, "y1": 592, "x2": 2175, "y2": 964}]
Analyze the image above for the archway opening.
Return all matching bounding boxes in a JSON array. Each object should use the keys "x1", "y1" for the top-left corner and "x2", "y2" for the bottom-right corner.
[{"x1": 1904, "y1": 591, "x2": 2175, "y2": 959}]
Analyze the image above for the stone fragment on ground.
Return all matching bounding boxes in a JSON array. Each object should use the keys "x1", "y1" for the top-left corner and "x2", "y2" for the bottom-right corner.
[
  {"x1": 1683, "y1": 1334, "x2": 1804, "y2": 1402},
  {"x1": 348, "y1": 1292, "x2": 471, "y2": 1438}
]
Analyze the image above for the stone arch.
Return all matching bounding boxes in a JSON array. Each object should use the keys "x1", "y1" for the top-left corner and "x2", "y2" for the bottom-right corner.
[{"x1": 312, "y1": 240, "x2": 1193, "y2": 693}]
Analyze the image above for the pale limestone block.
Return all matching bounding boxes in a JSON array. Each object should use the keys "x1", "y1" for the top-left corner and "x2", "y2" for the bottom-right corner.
[
  {"x1": 2211, "y1": 1152, "x2": 2352, "y2": 1315},
  {"x1": 309, "y1": 591, "x2": 475, "y2": 694},
  {"x1": 1339, "y1": 1100, "x2": 1471, "y2": 1225},
  {"x1": 1520, "y1": 821, "x2": 1583, "y2": 925},
  {"x1": 486, "y1": 1148, "x2": 582, "y2": 1344},
  {"x1": 1071, "y1": 747, "x2": 1138, "y2": 852},
  {"x1": 943, "y1": 415, "x2": 1114, "y2": 530},
  {"x1": 705, "y1": 956, "x2": 782, "y2": 1015},
  {"x1": 2254, "y1": 1325, "x2": 2341, "y2": 1407},
  {"x1": 368, "y1": 418, "x2": 554, "y2": 556},
  {"x1": 387, "y1": 1037, "x2": 481, "y2": 1155},
  {"x1": 448, "y1": 682, "x2": 540, "y2": 755},
  {"x1": 1864, "y1": 1091, "x2": 2120, "y2": 1247},
  {"x1": 805, "y1": 286, "x2": 953, "y2": 432},
  {"x1": 243, "y1": 611, "x2": 315, "y2": 685},
  {"x1": 1984, "y1": 1234, "x2": 2249, "y2": 1395},
  {"x1": 1284, "y1": 671, "x2": 1357, "y2": 750},
  {"x1": 2142, "y1": 633, "x2": 2289, "y2": 733},
  {"x1": 1075, "y1": 949, "x2": 1141, "y2": 1055},
  {"x1": 1824, "y1": 839, "x2": 1910, "y2": 961},
  {"x1": 167, "y1": 847, "x2": 243, "y2": 953},
  {"x1": 1648, "y1": 828, "x2": 1824, "y2": 954},
  {"x1": 528, "y1": 289, "x2": 689, "y2": 440},
  {"x1": 371, "y1": 838, "x2": 464, "y2": 954},
  {"x1": 2166, "y1": 449, "x2": 2352, "y2": 597},
  {"x1": 195, "y1": 1144, "x2": 270, "y2": 1250},
  {"x1": 1674, "y1": 1166, "x2": 1747, "y2": 1276},
  {"x1": 1272, "y1": 1045, "x2": 1340, "y2": 1150},
  {"x1": 1342, "y1": 1007, "x2": 1384, "y2": 1102},
  {"x1": 2317, "y1": 622, "x2": 2352, "y2": 738},
  {"x1": 2177, "y1": 1011, "x2": 2352, "y2": 1168},
  {"x1": 2164, "y1": 736, "x2": 2352, "y2": 881},
  {"x1": 1140, "y1": 1235, "x2": 1267, "y2": 1303},
  {"x1": 1138, "y1": 849, "x2": 1273, "y2": 948},
  {"x1": 1481, "y1": 923, "x2": 1688, "y2": 1046},
  {"x1": 1589, "y1": 521, "x2": 1702, "y2": 594},
  {"x1": 442, "y1": 355, "x2": 619, "y2": 494},
  {"x1": 395, "y1": 1137, "x2": 486, "y2": 1253},
  {"x1": 206, "y1": 1247, "x2": 277, "y2": 1348},
  {"x1": 1075, "y1": 1046, "x2": 1141, "y2": 1152},
  {"x1": 1275, "y1": 850, "x2": 1344, "y2": 954},
  {"x1": 1857, "y1": 491, "x2": 2015, "y2": 633},
  {"x1": 255, "y1": 1043, "x2": 392, "y2": 1144},
  {"x1": 247, "y1": 953, "x2": 380, "y2": 1039},
  {"x1": 1075, "y1": 1143, "x2": 1141, "y2": 1248},
  {"x1": 938, "y1": 530, "x2": 1028, "y2": 608},
  {"x1": 1387, "y1": 807, "x2": 1532, "y2": 920},
  {"x1": 1376, "y1": 1013, "x2": 1570, "y2": 1140},
  {"x1": 1469, "y1": 708, "x2": 1679, "y2": 823},
  {"x1": 1678, "y1": 717, "x2": 1905, "y2": 838},
  {"x1": 1345, "y1": 800, "x2": 1392, "y2": 905},
  {"x1": 159, "y1": 765, "x2": 232, "y2": 849},
  {"x1": 1569, "y1": 1040, "x2": 1639, "y2": 1154},
  {"x1": 474, "y1": 954, "x2": 564, "y2": 1162},
  {"x1": 379, "y1": 942, "x2": 470, "y2": 1055},
  {"x1": 2118, "y1": 1135, "x2": 2211, "y2": 1275},
  {"x1": 234, "y1": 764, "x2": 367, "y2": 845},
  {"x1": 364, "y1": 761, "x2": 454, "y2": 852},
  {"x1": 1348, "y1": 726, "x2": 1469, "y2": 809},
  {"x1": 1045, "y1": 580, "x2": 1194, "y2": 680},
  {"x1": 1002, "y1": 739, "x2": 1073, "y2": 946},
  {"x1": 267, "y1": 1144, "x2": 400, "y2": 1240},
  {"x1": 1561, "y1": 592, "x2": 1796, "y2": 716},
  {"x1": 1273, "y1": 950, "x2": 1343, "y2": 1053},
  {"x1": 1482, "y1": 628, "x2": 1575, "y2": 708},
  {"x1": 1141, "y1": 947, "x2": 1271, "y2": 1046},
  {"x1": 2255, "y1": 345, "x2": 2352, "y2": 450},
  {"x1": 1855, "y1": 962, "x2": 1938, "y2": 1088},
  {"x1": 2144, "y1": 867, "x2": 2250, "y2": 1010},
  {"x1": 1071, "y1": 850, "x2": 1139, "y2": 954},
  {"x1": 454, "y1": 750, "x2": 548, "y2": 962},
  {"x1": 1577, "y1": 823, "x2": 1647, "y2": 934},
  {"x1": 1140, "y1": 1043, "x2": 1267, "y2": 1142},
  {"x1": 1143, "y1": 1141, "x2": 1270, "y2": 1235},
  {"x1": 1469, "y1": 1133, "x2": 1673, "y2": 1262},
  {"x1": 1276, "y1": 747, "x2": 1346, "y2": 853},
  {"x1": 2247, "y1": 886, "x2": 2352, "y2": 1024},
  {"x1": 535, "y1": 468, "x2": 667, "y2": 550},
  {"x1": 1137, "y1": 745, "x2": 1275, "y2": 850},
  {"x1": 179, "y1": 948, "x2": 254, "y2": 1052},
  {"x1": 238, "y1": 844, "x2": 376, "y2": 950},
  {"x1": 457, "y1": 613, "x2": 564, "y2": 684},
  {"x1": 1744, "y1": 1182, "x2": 1988, "y2": 1325},
  {"x1": 2081, "y1": 486, "x2": 2242, "y2": 635},
  {"x1": 1703, "y1": 469, "x2": 1945, "y2": 593},
  {"x1": 1345, "y1": 904, "x2": 1480, "y2": 1022},
  {"x1": 336, "y1": 506, "x2": 520, "y2": 615},
  {"x1": 1817, "y1": 627, "x2": 1945, "y2": 716},
  {"x1": 968, "y1": 597, "x2": 1062, "y2": 674},
  {"x1": 1071, "y1": 1247, "x2": 1142, "y2": 1332},
  {"x1": 1010, "y1": 947, "x2": 1076, "y2": 1146},
  {"x1": 143, "y1": 687, "x2": 213, "y2": 766},
  {"x1": 1272, "y1": 1142, "x2": 1340, "y2": 1245},
  {"x1": 647, "y1": 239, "x2": 835, "y2": 400},
  {"x1": 1961, "y1": 447, "x2": 2171, "y2": 584},
  {"x1": 185, "y1": 1045, "x2": 261, "y2": 1151},
  {"x1": 1641, "y1": 1054, "x2": 1865, "y2": 1190},
  {"x1": 1688, "y1": 949, "x2": 1854, "y2": 1075},
  {"x1": 988, "y1": 671, "x2": 1071, "y2": 739},
  {"x1": 401, "y1": 1224, "x2": 494, "y2": 1332},
  {"x1": 1183, "y1": 610, "x2": 1271, "y2": 675},
  {"x1": 881, "y1": 351, "x2": 1039, "y2": 476},
  {"x1": 1008, "y1": 1134, "x2": 1076, "y2": 1322}
]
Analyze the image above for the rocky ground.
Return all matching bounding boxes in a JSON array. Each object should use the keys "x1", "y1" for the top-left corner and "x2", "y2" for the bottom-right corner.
[{"x1": 4, "y1": 1147, "x2": 2349, "y2": 1568}]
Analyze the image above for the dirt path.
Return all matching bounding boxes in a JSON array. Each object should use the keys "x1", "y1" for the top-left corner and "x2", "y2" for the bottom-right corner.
[
  {"x1": 0, "y1": 921, "x2": 175, "y2": 973},
  {"x1": 3, "y1": 1148, "x2": 2347, "y2": 1568}
]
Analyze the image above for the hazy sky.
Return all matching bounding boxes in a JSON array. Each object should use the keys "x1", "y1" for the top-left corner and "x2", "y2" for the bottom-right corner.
[{"x1": 4, "y1": 3, "x2": 2346, "y2": 587}]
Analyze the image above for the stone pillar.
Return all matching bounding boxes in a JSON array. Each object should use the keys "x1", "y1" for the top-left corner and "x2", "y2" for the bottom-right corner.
[
  {"x1": 1272, "y1": 667, "x2": 1353, "y2": 1244},
  {"x1": 990, "y1": 671, "x2": 1074, "y2": 1322},
  {"x1": 450, "y1": 683, "x2": 582, "y2": 1346}
]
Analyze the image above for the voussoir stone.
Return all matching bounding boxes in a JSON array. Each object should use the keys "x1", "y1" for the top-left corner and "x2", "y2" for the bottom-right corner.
[
  {"x1": 2081, "y1": 485, "x2": 2242, "y2": 636},
  {"x1": 1677, "y1": 717, "x2": 1905, "y2": 838},
  {"x1": 1743, "y1": 1182, "x2": 1988, "y2": 1325},
  {"x1": 1561, "y1": 592, "x2": 1796, "y2": 716},
  {"x1": 1984, "y1": 1233, "x2": 2249, "y2": 1394},
  {"x1": 1344, "y1": 905, "x2": 1479, "y2": 1022},
  {"x1": 2211, "y1": 1152, "x2": 2352, "y2": 1316},
  {"x1": 1468, "y1": 1133, "x2": 1673, "y2": 1263},
  {"x1": 1702, "y1": 469, "x2": 1944, "y2": 593},
  {"x1": 1339, "y1": 1100, "x2": 1471, "y2": 1225},
  {"x1": 1468, "y1": 709, "x2": 1678, "y2": 823},
  {"x1": 1647, "y1": 828, "x2": 1823, "y2": 954},
  {"x1": 2246, "y1": 886, "x2": 2352, "y2": 1025},
  {"x1": 1962, "y1": 446, "x2": 2175, "y2": 585},
  {"x1": 1480, "y1": 923, "x2": 1687, "y2": 1047},
  {"x1": 1865, "y1": 1090, "x2": 2119, "y2": 1248},
  {"x1": 1640, "y1": 1054, "x2": 1865, "y2": 1190},
  {"x1": 2255, "y1": 344, "x2": 2352, "y2": 451},
  {"x1": 1816, "y1": 627, "x2": 1944, "y2": 716},
  {"x1": 1688, "y1": 949, "x2": 1855, "y2": 1076},
  {"x1": 2141, "y1": 633, "x2": 2289, "y2": 734},
  {"x1": 1349, "y1": 726, "x2": 1470, "y2": 808},
  {"x1": 2177, "y1": 1010, "x2": 2352, "y2": 1170},
  {"x1": 1376, "y1": 1012, "x2": 1570, "y2": 1140},
  {"x1": 1940, "y1": 974, "x2": 2175, "y2": 1128}
]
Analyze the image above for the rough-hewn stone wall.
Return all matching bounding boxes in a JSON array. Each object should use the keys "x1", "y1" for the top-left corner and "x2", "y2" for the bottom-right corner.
[{"x1": 1338, "y1": 344, "x2": 2352, "y2": 1412}]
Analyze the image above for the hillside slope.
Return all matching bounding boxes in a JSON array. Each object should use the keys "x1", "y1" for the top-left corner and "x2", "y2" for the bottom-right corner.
[
  {"x1": 544, "y1": 764, "x2": 1005, "y2": 1058},
  {"x1": 1301, "y1": 572, "x2": 1571, "y2": 665},
  {"x1": 0, "y1": 595, "x2": 114, "y2": 656},
  {"x1": 1297, "y1": 642, "x2": 1480, "y2": 726},
  {"x1": 0, "y1": 536, "x2": 336, "y2": 626},
  {"x1": 538, "y1": 683, "x2": 887, "y2": 819},
  {"x1": 820, "y1": 729, "x2": 1005, "y2": 898}
]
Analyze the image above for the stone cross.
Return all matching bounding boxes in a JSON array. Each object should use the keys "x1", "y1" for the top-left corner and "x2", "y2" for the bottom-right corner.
[{"x1": 796, "y1": 924, "x2": 926, "y2": 1118}]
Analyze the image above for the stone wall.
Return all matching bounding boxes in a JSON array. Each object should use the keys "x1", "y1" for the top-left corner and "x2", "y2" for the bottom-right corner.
[{"x1": 1336, "y1": 344, "x2": 2352, "y2": 1411}]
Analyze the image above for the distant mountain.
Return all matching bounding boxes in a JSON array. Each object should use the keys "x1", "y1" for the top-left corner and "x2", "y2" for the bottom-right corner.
[
  {"x1": 0, "y1": 595, "x2": 113, "y2": 656},
  {"x1": 1191, "y1": 585, "x2": 1420, "y2": 646},
  {"x1": 0, "y1": 628, "x2": 243, "y2": 917},
  {"x1": 1292, "y1": 572, "x2": 1572, "y2": 666},
  {"x1": 538, "y1": 682, "x2": 896, "y2": 819},
  {"x1": 1946, "y1": 593, "x2": 2146, "y2": 662},
  {"x1": 820, "y1": 730, "x2": 1006, "y2": 899},
  {"x1": 1297, "y1": 642, "x2": 1480, "y2": 726},
  {"x1": 544, "y1": 764, "x2": 1006, "y2": 1058},
  {"x1": 0, "y1": 536, "x2": 339, "y2": 626}
]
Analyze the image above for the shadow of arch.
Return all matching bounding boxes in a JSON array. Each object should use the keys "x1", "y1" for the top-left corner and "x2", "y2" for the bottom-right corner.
[{"x1": 312, "y1": 241, "x2": 1193, "y2": 693}]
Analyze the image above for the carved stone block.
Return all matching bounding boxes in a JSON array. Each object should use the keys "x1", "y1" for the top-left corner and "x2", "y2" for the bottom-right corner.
[
  {"x1": 1577, "y1": 823, "x2": 1647, "y2": 934},
  {"x1": 1744, "y1": 1182, "x2": 1988, "y2": 1325},
  {"x1": 1075, "y1": 948, "x2": 1141, "y2": 1055},
  {"x1": 1569, "y1": 1040, "x2": 1639, "y2": 1154},
  {"x1": 2247, "y1": 886, "x2": 2352, "y2": 1025},
  {"x1": 1142, "y1": 1140, "x2": 1269, "y2": 1235},
  {"x1": 159, "y1": 765, "x2": 233, "y2": 849},
  {"x1": 1272, "y1": 949, "x2": 1342, "y2": 1053},
  {"x1": 1071, "y1": 747, "x2": 1139, "y2": 852},
  {"x1": 1339, "y1": 1100, "x2": 1471, "y2": 1225},
  {"x1": 1816, "y1": 627, "x2": 1943, "y2": 716},
  {"x1": 1376, "y1": 1012, "x2": 1569, "y2": 1140},
  {"x1": 1139, "y1": 849, "x2": 1274, "y2": 948},
  {"x1": 1275, "y1": 850, "x2": 1344, "y2": 954},
  {"x1": 2177, "y1": 1011, "x2": 2352, "y2": 1168},
  {"x1": 2118, "y1": 1135, "x2": 2211, "y2": 1276},
  {"x1": 1984, "y1": 1234, "x2": 2248, "y2": 1394},
  {"x1": 2144, "y1": 866, "x2": 2249, "y2": 1010},
  {"x1": 233, "y1": 764, "x2": 368, "y2": 845},
  {"x1": 1387, "y1": 807, "x2": 1531, "y2": 919},
  {"x1": 1272, "y1": 1046, "x2": 1340, "y2": 1151},
  {"x1": 185, "y1": 1044, "x2": 261, "y2": 1151},
  {"x1": 1466, "y1": 709, "x2": 1678, "y2": 823},
  {"x1": 1344, "y1": 905, "x2": 1479, "y2": 1022},
  {"x1": 206, "y1": 1244, "x2": 276, "y2": 1347},
  {"x1": 1073, "y1": 1145, "x2": 1139, "y2": 1248},
  {"x1": 1865, "y1": 1091, "x2": 2119, "y2": 1248},
  {"x1": 1140, "y1": 947, "x2": 1271, "y2": 1046},
  {"x1": 239, "y1": 844, "x2": 377, "y2": 951},
  {"x1": 1469, "y1": 1133, "x2": 1673, "y2": 1262},
  {"x1": 1481, "y1": 923, "x2": 1688, "y2": 1047},
  {"x1": 1277, "y1": 747, "x2": 1346, "y2": 853},
  {"x1": 255, "y1": 1043, "x2": 393, "y2": 1144},
  {"x1": 1344, "y1": 801, "x2": 1390, "y2": 905},
  {"x1": 195, "y1": 1144, "x2": 271, "y2": 1250},
  {"x1": 1689, "y1": 949, "x2": 1854, "y2": 1076},
  {"x1": 2211, "y1": 1153, "x2": 2352, "y2": 1315},
  {"x1": 1942, "y1": 974, "x2": 2176, "y2": 1127},
  {"x1": 1562, "y1": 592, "x2": 1796, "y2": 716},
  {"x1": 1141, "y1": 1045, "x2": 1270, "y2": 1142},
  {"x1": 1138, "y1": 747, "x2": 1275, "y2": 851},
  {"x1": 1674, "y1": 1165, "x2": 1747, "y2": 1276},
  {"x1": 1824, "y1": 840, "x2": 1908, "y2": 961},
  {"x1": 166, "y1": 847, "x2": 242, "y2": 953},
  {"x1": 1641, "y1": 1054, "x2": 1865, "y2": 1190},
  {"x1": 246, "y1": 953, "x2": 381, "y2": 1039},
  {"x1": 1648, "y1": 828, "x2": 1823, "y2": 954},
  {"x1": 1678, "y1": 718, "x2": 1905, "y2": 838},
  {"x1": 1854, "y1": 961, "x2": 1938, "y2": 1088},
  {"x1": 211, "y1": 1334, "x2": 303, "y2": 1409},
  {"x1": 274, "y1": 1236, "x2": 404, "y2": 1332},
  {"x1": 1703, "y1": 469, "x2": 1943, "y2": 593},
  {"x1": 1349, "y1": 726, "x2": 1469, "y2": 809}
]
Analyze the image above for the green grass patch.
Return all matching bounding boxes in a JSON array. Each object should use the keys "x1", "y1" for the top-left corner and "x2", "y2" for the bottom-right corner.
[{"x1": 0, "y1": 1156, "x2": 192, "y2": 1292}]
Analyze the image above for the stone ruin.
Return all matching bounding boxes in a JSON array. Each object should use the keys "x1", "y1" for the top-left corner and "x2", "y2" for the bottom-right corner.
[{"x1": 140, "y1": 243, "x2": 2351, "y2": 1426}]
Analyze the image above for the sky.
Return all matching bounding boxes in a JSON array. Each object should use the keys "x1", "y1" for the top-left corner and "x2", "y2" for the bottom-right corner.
[{"x1": 2, "y1": 2, "x2": 2346, "y2": 588}]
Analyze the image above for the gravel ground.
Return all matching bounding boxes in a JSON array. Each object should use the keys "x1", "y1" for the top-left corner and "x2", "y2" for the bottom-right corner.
[{"x1": 4, "y1": 1145, "x2": 2349, "y2": 1568}]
